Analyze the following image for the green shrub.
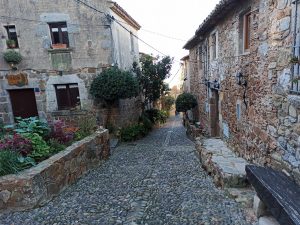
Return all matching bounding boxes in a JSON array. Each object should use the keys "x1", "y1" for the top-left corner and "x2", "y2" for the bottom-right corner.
[
  {"x1": 90, "y1": 67, "x2": 139, "y2": 103},
  {"x1": 119, "y1": 124, "x2": 148, "y2": 142},
  {"x1": 23, "y1": 133, "x2": 51, "y2": 161},
  {"x1": 145, "y1": 109, "x2": 168, "y2": 124},
  {"x1": 48, "y1": 138, "x2": 66, "y2": 154},
  {"x1": 175, "y1": 93, "x2": 197, "y2": 112},
  {"x1": 3, "y1": 50, "x2": 23, "y2": 64},
  {"x1": 76, "y1": 117, "x2": 97, "y2": 139},
  {"x1": 162, "y1": 96, "x2": 175, "y2": 111},
  {"x1": 158, "y1": 110, "x2": 168, "y2": 124},
  {"x1": 139, "y1": 113, "x2": 153, "y2": 132}
]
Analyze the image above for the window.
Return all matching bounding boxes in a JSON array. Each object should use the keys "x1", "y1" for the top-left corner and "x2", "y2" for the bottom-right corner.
[
  {"x1": 55, "y1": 84, "x2": 80, "y2": 110},
  {"x1": 243, "y1": 12, "x2": 251, "y2": 51},
  {"x1": 211, "y1": 32, "x2": 217, "y2": 60},
  {"x1": 236, "y1": 103, "x2": 241, "y2": 121},
  {"x1": 239, "y1": 10, "x2": 251, "y2": 53},
  {"x1": 130, "y1": 32, "x2": 135, "y2": 52},
  {"x1": 5, "y1": 25, "x2": 19, "y2": 48},
  {"x1": 49, "y1": 22, "x2": 69, "y2": 48}
]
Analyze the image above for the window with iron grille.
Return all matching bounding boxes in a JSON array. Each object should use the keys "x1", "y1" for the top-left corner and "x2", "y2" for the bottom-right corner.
[
  {"x1": 55, "y1": 84, "x2": 80, "y2": 110},
  {"x1": 5, "y1": 25, "x2": 19, "y2": 48},
  {"x1": 291, "y1": 1, "x2": 300, "y2": 94}
]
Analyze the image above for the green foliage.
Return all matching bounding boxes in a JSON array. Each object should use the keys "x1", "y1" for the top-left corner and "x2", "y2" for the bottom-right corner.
[
  {"x1": 119, "y1": 124, "x2": 148, "y2": 142},
  {"x1": 76, "y1": 117, "x2": 97, "y2": 139},
  {"x1": 162, "y1": 96, "x2": 175, "y2": 111},
  {"x1": 3, "y1": 50, "x2": 23, "y2": 64},
  {"x1": 0, "y1": 151, "x2": 35, "y2": 176},
  {"x1": 133, "y1": 55, "x2": 173, "y2": 107},
  {"x1": 48, "y1": 138, "x2": 66, "y2": 154},
  {"x1": 13, "y1": 117, "x2": 50, "y2": 137},
  {"x1": 145, "y1": 109, "x2": 168, "y2": 124},
  {"x1": 139, "y1": 113, "x2": 153, "y2": 132},
  {"x1": 176, "y1": 93, "x2": 198, "y2": 112},
  {"x1": 6, "y1": 39, "x2": 16, "y2": 47},
  {"x1": 90, "y1": 67, "x2": 139, "y2": 104},
  {"x1": 0, "y1": 151, "x2": 20, "y2": 176},
  {"x1": 0, "y1": 121, "x2": 5, "y2": 139},
  {"x1": 23, "y1": 133, "x2": 51, "y2": 161}
]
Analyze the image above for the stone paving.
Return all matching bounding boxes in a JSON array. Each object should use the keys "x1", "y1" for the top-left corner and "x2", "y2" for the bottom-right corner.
[
  {"x1": 196, "y1": 138, "x2": 249, "y2": 188},
  {"x1": 0, "y1": 116, "x2": 251, "y2": 225}
]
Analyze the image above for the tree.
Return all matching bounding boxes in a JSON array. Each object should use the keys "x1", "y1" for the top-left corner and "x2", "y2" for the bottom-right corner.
[
  {"x1": 162, "y1": 96, "x2": 175, "y2": 111},
  {"x1": 175, "y1": 93, "x2": 197, "y2": 113},
  {"x1": 133, "y1": 54, "x2": 173, "y2": 110},
  {"x1": 90, "y1": 67, "x2": 139, "y2": 126}
]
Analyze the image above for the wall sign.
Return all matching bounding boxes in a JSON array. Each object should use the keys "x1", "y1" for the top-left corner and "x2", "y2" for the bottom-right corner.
[{"x1": 6, "y1": 73, "x2": 29, "y2": 87}]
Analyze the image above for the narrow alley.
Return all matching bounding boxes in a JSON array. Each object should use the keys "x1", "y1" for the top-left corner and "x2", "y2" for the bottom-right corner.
[{"x1": 0, "y1": 116, "x2": 250, "y2": 225}]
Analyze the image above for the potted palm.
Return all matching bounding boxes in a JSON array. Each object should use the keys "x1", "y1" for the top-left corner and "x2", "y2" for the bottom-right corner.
[
  {"x1": 3, "y1": 50, "x2": 23, "y2": 70},
  {"x1": 6, "y1": 39, "x2": 16, "y2": 49}
]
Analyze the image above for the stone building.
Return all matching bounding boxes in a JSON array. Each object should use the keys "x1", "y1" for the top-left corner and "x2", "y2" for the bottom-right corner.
[
  {"x1": 180, "y1": 55, "x2": 191, "y2": 93},
  {"x1": 184, "y1": 0, "x2": 300, "y2": 183},
  {"x1": 0, "y1": 0, "x2": 141, "y2": 126}
]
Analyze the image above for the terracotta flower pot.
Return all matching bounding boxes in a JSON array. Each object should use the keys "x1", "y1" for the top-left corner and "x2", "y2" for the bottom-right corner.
[{"x1": 52, "y1": 43, "x2": 67, "y2": 49}]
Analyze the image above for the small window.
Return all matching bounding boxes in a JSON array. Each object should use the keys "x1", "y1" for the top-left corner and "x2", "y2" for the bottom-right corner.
[
  {"x1": 55, "y1": 83, "x2": 80, "y2": 110},
  {"x1": 5, "y1": 25, "x2": 19, "y2": 49},
  {"x1": 236, "y1": 103, "x2": 241, "y2": 121},
  {"x1": 243, "y1": 12, "x2": 251, "y2": 51},
  {"x1": 130, "y1": 32, "x2": 134, "y2": 52},
  {"x1": 49, "y1": 22, "x2": 69, "y2": 48},
  {"x1": 239, "y1": 10, "x2": 251, "y2": 53},
  {"x1": 211, "y1": 32, "x2": 217, "y2": 60}
]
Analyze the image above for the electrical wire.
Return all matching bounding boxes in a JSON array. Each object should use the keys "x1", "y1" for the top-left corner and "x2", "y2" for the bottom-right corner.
[
  {"x1": 116, "y1": 19, "x2": 187, "y2": 42},
  {"x1": 168, "y1": 65, "x2": 182, "y2": 83}
]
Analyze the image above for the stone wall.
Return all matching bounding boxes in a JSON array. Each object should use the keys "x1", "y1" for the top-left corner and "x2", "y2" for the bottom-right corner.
[
  {"x1": 187, "y1": 0, "x2": 300, "y2": 183},
  {"x1": 0, "y1": 0, "x2": 141, "y2": 128},
  {"x1": 96, "y1": 96, "x2": 142, "y2": 128},
  {"x1": 0, "y1": 0, "x2": 112, "y2": 71},
  {"x1": 0, "y1": 129, "x2": 110, "y2": 213}
]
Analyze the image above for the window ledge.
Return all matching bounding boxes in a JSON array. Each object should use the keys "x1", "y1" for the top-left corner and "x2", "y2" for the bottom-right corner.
[
  {"x1": 240, "y1": 51, "x2": 250, "y2": 56},
  {"x1": 48, "y1": 48, "x2": 73, "y2": 53}
]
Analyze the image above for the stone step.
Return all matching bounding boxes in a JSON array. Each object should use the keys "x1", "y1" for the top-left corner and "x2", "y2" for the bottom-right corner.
[{"x1": 195, "y1": 138, "x2": 250, "y2": 188}]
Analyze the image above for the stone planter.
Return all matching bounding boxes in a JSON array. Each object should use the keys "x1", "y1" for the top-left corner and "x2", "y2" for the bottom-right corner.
[{"x1": 0, "y1": 129, "x2": 110, "y2": 213}]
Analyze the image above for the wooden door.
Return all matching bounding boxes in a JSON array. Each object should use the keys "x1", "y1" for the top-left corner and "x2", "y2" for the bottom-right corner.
[
  {"x1": 209, "y1": 90, "x2": 220, "y2": 137},
  {"x1": 9, "y1": 89, "x2": 39, "y2": 119}
]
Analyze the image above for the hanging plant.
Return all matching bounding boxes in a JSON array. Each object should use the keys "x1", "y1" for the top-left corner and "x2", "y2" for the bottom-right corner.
[{"x1": 3, "y1": 50, "x2": 23, "y2": 69}]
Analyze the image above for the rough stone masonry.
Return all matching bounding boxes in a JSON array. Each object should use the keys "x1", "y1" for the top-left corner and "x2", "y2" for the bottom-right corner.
[{"x1": 184, "y1": 0, "x2": 300, "y2": 184}]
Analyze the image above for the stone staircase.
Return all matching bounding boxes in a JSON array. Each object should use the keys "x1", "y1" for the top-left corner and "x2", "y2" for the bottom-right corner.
[
  {"x1": 195, "y1": 138, "x2": 258, "y2": 223},
  {"x1": 195, "y1": 138, "x2": 249, "y2": 188}
]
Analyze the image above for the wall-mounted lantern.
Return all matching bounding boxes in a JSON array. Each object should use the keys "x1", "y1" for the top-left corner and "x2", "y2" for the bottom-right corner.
[
  {"x1": 236, "y1": 72, "x2": 247, "y2": 86},
  {"x1": 236, "y1": 72, "x2": 248, "y2": 109},
  {"x1": 213, "y1": 79, "x2": 220, "y2": 89}
]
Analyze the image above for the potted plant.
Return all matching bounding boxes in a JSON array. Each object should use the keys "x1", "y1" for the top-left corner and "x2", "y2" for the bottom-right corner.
[
  {"x1": 6, "y1": 39, "x2": 16, "y2": 49},
  {"x1": 52, "y1": 43, "x2": 67, "y2": 49},
  {"x1": 3, "y1": 50, "x2": 23, "y2": 69}
]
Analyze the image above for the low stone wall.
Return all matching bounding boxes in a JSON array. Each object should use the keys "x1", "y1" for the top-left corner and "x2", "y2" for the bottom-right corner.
[{"x1": 0, "y1": 129, "x2": 110, "y2": 213}]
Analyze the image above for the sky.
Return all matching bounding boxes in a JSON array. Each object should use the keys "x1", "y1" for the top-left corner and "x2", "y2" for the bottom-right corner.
[{"x1": 116, "y1": 0, "x2": 221, "y2": 87}]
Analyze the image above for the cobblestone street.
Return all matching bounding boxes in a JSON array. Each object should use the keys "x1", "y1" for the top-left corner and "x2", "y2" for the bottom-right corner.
[{"x1": 0, "y1": 116, "x2": 250, "y2": 225}]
